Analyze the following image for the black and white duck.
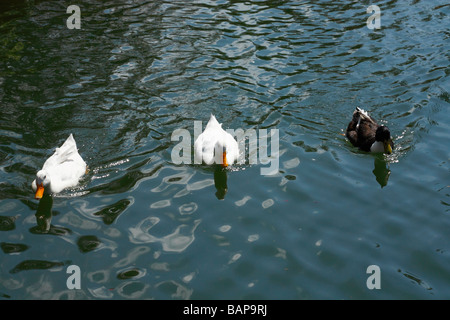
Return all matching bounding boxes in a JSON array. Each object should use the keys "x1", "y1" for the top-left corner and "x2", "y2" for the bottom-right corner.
[{"x1": 346, "y1": 107, "x2": 394, "y2": 154}]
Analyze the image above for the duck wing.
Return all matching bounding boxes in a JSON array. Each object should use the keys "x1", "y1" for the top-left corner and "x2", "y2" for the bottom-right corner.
[
  {"x1": 194, "y1": 115, "x2": 239, "y2": 165},
  {"x1": 41, "y1": 134, "x2": 87, "y2": 193},
  {"x1": 194, "y1": 130, "x2": 216, "y2": 165},
  {"x1": 356, "y1": 120, "x2": 378, "y2": 151},
  {"x1": 346, "y1": 108, "x2": 378, "y2": 151},
  {"x1": 46, "y1": 160, "x2": 86, "y2": 193}
]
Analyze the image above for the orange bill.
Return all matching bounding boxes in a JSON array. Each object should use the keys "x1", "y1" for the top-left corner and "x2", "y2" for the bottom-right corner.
[
  {"x1": 35, "y1": 183, "x2": 44, "y2": 200},
  {"x1": 222, "y1": 151, "x2": 228, "y2": 167}
]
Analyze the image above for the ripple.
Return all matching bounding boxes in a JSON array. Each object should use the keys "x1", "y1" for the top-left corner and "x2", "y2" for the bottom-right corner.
[
  {"x1": 93, "y1": 198, "x2": 132, "y2": 225},
  {"x1": 110, "y1": 61, "x2": 138, "y2": 80},
  {"x1": 116, "y1": 267, "x2": 146, "y2": 280},
  {"x1": 398, "y1": 269, "x2": 433, "y2": 291},
  {"x1": 178, "y1": 202, "x2": 198, "y2": 215},
  {"x1": 235, "y1": 196, "x2": 251, "y2": 207},
  {"x1": 151, "y1": 169, "x2": 194, "y2": 193},
  {"x1": 129, "y1": 217, "x2": 201, "y2": 253},
  {"x1": 87, "y1": 269, "x2": 110, "y2": 284},
  {"x1": 155, "y1": 280, "x2": 192, "y2": 299},
  {"x1": 88, "y1": 286, "x2": 114, "y2": 299},
  {"x1": 59, "y1": 212, "x2": 99, "y2": 230},
  {"x1": 116, "y1": 281, "x2": 149, "y2": 299},
  {"x1": 187, "y1": 179, "x2": 215, "y2": 191},
  {"x1": 261, "y1": 198, "x2": 274, "y2": 209},
  {"x1": 77, "y1": 235, "x2": 102, "y2": 253},
  {"x1": 1, "y1": 0, "x2": 449, "y2": 300},
  {"x1": 0, "y1": 216, "x2": 16, "y2": 231},
  {"x1": 0, "y1": 242, "x2": 29, "y2": 254},
  {"x1": 10, "y1": 260, "x2": 65, "y2": 274},
  {"x1": 219, "y1": 225, "x2": 231, "y2": 233},
  {"x1": 228, "y1": 253, "x2": 242, "y2": 264},
  {"x1": 150, "y1": 199, "x2": 171, "y2": 209},
  {"x1": 282, "y1": 157, "x2": 300, "y2": 169},
  {"x1": 113, "y1": 246, "x2": 150, "y2": 269}
]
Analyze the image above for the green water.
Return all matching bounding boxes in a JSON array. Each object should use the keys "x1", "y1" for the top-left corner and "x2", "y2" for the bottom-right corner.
[{"x1": 0, "y1": 0, "x2": 449, "y2": 300}]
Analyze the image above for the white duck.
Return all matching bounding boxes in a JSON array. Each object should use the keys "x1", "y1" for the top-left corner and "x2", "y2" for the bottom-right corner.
[
  {"x1": 32, "y1": 134, "x2": 87, "y2": 199},
  {"x1": 194, "y1": 114, "x2": 239, "y2": 167}
]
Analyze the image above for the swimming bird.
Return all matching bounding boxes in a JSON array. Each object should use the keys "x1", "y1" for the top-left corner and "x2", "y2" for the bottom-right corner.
[
  {"x1": 32, "y1": 134, "x2": 87, "y2": 199},
  {"x1": 346, "y1": 107, "x2": 394, "y2": 154},
  {"x1": 194, "y1": 114, "x2": 239, "y2": 167}
]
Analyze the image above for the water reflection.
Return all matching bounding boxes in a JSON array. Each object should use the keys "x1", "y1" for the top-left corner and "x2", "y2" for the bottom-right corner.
[
  {"x1": 10, "y1": 259, "x2": 65, "y2": 274},
  {"x1": 0, "y1": 215, "x2": 17, "y2": 231},
  {"x1": 30, "y1": 194, "x2": 71, "y2": 235},
  {"x1": 32, "y1": 194, "x2": 53, "y2": 233},
  {"x1": 0, "y1": 242, "x2": 29, "y2": 254},
  {"x1": 214, "y1": 167, "x2": 228, "y2": 200},
  {"x1": 0, "y1": 0, "x2": 448, "y2": 300},
  {"x1": 129, "y1": 217, "x2": 201, "y2": 253},
  {"x1": 372, "y1": 156, "x2": 391, "y2": 188},
  {"x1": 77, "y1": 235, "x2": 102, "y2": 253}
]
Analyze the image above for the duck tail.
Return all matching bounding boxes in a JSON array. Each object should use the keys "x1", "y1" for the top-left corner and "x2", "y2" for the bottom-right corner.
[
  {"x1": 355, "y1": 107, "x2": 371, "y2": 119},
  {"x1": 54, "y1": 135, "x2": 78, "y2": 163},
  {"x1": 54, "y1": 146, "x2": 75, "y2": 163},
  {"x1": 207, "y1": 114, "x2": 221, "y2": 128}
]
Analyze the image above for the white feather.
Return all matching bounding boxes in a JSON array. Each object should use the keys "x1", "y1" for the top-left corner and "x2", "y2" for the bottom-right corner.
[
  {"x1": 370, "y1": 141, "x2": 385, "y2": 153},
  {"x1": 32, "y1": 134, "x2": 87, "y2": 195},
  {"x1": 194, "y1": 115, "x2": 239, "y2": 166}
]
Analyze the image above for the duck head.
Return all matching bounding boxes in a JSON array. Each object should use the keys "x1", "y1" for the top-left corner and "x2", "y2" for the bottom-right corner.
[
  {"x1": 34, "y1": 170, "x2": 51, "y2": 199},
  {"x1": 374, "y1": 126, "x2": 393, "y2": 154}
]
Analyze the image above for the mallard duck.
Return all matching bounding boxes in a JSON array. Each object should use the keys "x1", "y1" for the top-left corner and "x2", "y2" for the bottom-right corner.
[
  {"x1": 194, "y1": 114, "x2": 239, "y2": 167},
  {"x1": 31, "y1": 134, "x2": 87, "y2": 199},
  {"x1": 346, "y1": 107, "x2": 394, "y2": 154}
]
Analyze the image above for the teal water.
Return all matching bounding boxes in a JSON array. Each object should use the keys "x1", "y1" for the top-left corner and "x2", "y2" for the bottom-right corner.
[{"x1": 0, "y1": 0, "x2": 449, "y2": 300}]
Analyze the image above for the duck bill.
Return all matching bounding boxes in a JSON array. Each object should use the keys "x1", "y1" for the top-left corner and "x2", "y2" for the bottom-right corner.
[
  {"x1": 222, "y1": 151, "x2": 228, "y2": 167},
  {"x1": 35, "y1": 183, "x2": 45, "y2": 200},
  {"x1": 384, "y1": 141, "x2": 392, "y2": 154}
]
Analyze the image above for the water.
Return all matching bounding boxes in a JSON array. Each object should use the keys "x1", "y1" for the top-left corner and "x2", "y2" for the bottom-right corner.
[{"x1": 0, "y1": 0, "x2": 449, "y2": 300}]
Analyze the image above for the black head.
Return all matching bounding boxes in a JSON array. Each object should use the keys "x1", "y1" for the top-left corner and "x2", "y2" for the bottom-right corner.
[{"x1": 375, "y1": 126, "x2": 391, "y2": 142}]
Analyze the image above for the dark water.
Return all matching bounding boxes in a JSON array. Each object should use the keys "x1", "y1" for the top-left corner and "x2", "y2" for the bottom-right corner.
[{"x1": 0, "y1": 0, "x2": 449, "y2": 300}]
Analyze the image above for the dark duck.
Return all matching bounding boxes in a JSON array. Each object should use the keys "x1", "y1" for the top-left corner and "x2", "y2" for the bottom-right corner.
[{"x1": 346, "y1": 107, "x2": 394, "y2": 154}]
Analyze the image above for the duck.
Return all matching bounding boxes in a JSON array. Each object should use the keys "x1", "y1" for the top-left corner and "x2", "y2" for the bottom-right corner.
[
  {"x1": 194, "y1": 114, "x2": 239, "y2": 167},
  {"x1": 32, "y1": 134, "x2": 87, "y2": 199},
  {"x1": 346, "y1": 107, "x2": 394, "y2": 154}
]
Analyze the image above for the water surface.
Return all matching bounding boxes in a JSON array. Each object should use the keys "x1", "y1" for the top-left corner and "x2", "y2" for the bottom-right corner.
[{"x1": 0, "y1": 0, "x2": 449, "y2": 299}]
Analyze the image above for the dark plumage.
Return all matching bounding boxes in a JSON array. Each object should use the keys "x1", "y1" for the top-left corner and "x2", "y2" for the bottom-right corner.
[{"x1": 346, "y1": 107, "x2": 394, "y2": 154}]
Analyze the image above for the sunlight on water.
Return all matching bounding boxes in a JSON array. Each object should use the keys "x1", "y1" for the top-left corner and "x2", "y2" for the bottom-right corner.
[
  {"x1": 0, "y1": 0, "x2": 449, "y2": 300},
  {"x1": 129, "y1": 218, "x2": 201, "y2": 253}
]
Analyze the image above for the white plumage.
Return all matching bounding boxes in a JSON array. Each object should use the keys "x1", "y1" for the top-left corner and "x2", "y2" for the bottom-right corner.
[
  {"x1": 32, "y1": 134, "x2": 87, "y2": 199},
  {"x1": 194, "y1": 114, "x2": 239, "y2": 167}
]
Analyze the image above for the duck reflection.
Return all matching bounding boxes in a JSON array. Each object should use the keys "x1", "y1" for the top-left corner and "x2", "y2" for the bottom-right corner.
[
  {"x1": 33, "y1": 193, "x2": 53, "y2": 233},
  {"x1": 372, "y1": 155, "x2": 391, "y2": 188},
  {"x1": 30, "y1": 195, "x2": 73, "y2": 235},
  {"x1": 30, "y1": 194, "x2": 71, "y2": 235},
  {"x1": 214, "y1": 167, "x2": 228, "y2": 200}
]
